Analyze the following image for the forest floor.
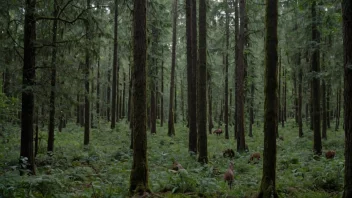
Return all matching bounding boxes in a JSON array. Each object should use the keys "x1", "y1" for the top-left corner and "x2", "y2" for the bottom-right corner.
[{"x1": 0, "y1": 119, "x2": 345, "y2": 198}]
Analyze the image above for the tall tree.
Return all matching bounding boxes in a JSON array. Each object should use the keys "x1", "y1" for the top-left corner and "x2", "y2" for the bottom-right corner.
[
  {"x1": 342, "y1": 0, "x2": 352, "y2": 197},
  {"x1": 168, "y1": 0, "x2": 177, "y2": 137},
  {"x1": 234, "y1": 0, "x2": 239, "y2": 140},
  {"x1": 111, "y1": 0, "x2": 119, "y2": 129},
  {"x1": 129, "y1": 0, "x2": 150, "y2": 194},
  {"x1": 47, "y1": 0, "x2": 59, "y2": 152},
  {"x1": 197, "y1": 0, "x2": 208, "y2": 163},
  {"x1": 236, "y1": 0, "x2": 246, "y2": 152},
  {"x1": 186, "y1": 0, "x2": 197, "y2": 153},
  {"x1": 311, "y1": 0, "x2": 322, "y2": 155},
  {"x1": 224, "y1": 0, "x2": 230, "y2": 139},
  {"x1": 258, "y1": 0, "x2": 278, "y2": 196},
  {"x1": 20, "y1": 0, "x2": 37, "y2": 175},
  {"x1": 83, "y1": 0, "x2": 91, "y2": 145}
]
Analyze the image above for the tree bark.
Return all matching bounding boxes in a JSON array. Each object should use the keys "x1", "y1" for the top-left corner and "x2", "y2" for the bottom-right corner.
[
  {"x1": 311, "y1": 1, "x2": 322, "y2": 155},
  {"x1": 258, "y1": 0, "x2": 278, "y2": 196},
  {"x1": 168, "y1": 0, "x2": 177, "y2": 137},
  {"x1": 197, "y1": 0, "x2": 208, "y2": 163},
  {"x1": 129, "y1": 0, "x2": 150, "y2": 194},
  {"x1": 342, "y1": 0, "x2": 352, "y2": 196},
  {"x1": 298, "y1": 51, "x2": 303, "y2": 137},
  {"x1": 111, "y1": 0, "x2": 119, "y2": 129},
  {"x1": 236, "y1": 0, "x2": 246, "y2": 152},
  {"x1": 322, "y1": 53, "x2": 327, "y2": 140},
  {"x1": 234, "y1": 0, "x2": 239, "y2": 140},
  {"x1": 20, "y1": 0, "x2": 37, "y2": 175},
  {"x1": 208, "y1": 70, "x2": 213, "y2": 134},
  {"x1": 48, "y1": 0, "x2": 59, "y2": 152},
  {"x1": 160, "y1": 49, "x2": 164, "y2": 127},
  {"x1": 224, "y1": 0, "x2": 230, "y2": 140},
  {"x1": 84, "y1": 0, "x2": 91, "y2": 146},
  {"x1": 186, "y1": 0, "x2": 197, "y2": 153}
]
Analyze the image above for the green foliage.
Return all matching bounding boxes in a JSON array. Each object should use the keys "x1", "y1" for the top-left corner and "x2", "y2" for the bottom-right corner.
[{"x1": 0, "y1": 119, "x2": 346, "y2": 197}]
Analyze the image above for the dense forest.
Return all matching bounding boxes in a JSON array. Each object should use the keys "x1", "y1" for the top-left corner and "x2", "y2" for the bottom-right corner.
[{"x1": 0, "y1": 0, "x2": 351, "y2": 197}]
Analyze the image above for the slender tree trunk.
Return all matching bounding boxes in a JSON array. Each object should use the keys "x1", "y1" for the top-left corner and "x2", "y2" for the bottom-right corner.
[
  {"x1": 278, "y1": 51, "x2": 281, "y2": 124},
  {"x1": 208, "y1": 70, "x2": 213, "y2": 134},
  {"x1": 48, "y1": 0, "x2": 59, "y2": 152},
  {"x1": 281, "y1": 65, "x2": 285, "y2": 127},
  {"x1": 20, "y1": 0, "x2": 37, "y2": 175},
  {"x1": 107, "y1": 68, "x2": 111, "y2": 121},
  {"x1": 34, "y1": 107, "x2": 39, "y2": 157},
  {"x1": 174, "y1": 77, "x2": 177, "y2": 123},
  {"x1": 151, "y1": 81, "x2": 157, "y2": 134},
  {"x1": 284, "y1": 67, "x2": 287, "y2": 122},
  {"x1": 249, "y1": 81, "x2": 254, "y2": 137},
  {"x1": 336, "y1": 85, "x2": 342, "y2": 131},
  {"x1": 322, "y1": 53, "x2": 327, "y2": 140},
  {"x1": 312, "y1": 1, "x2": 322, "y2": 155},
  {"x1": 258, "y1": 0, "x2": 278, "y2": 196},
  {"x1": 342, "y1": 0, "x2": 352, "y2": 196},
  {"x1": 122, "y1": 72, "x2": 126, "y2": 118},
  {"x1": 160, "y1": 49, "x2": 164, "y2": 127},
  {"x1": 96, "y1": 51, "x2": 100, "y2": 117},
  {"x1": 111, "y1": 0, "x2": 119, "y2": 129},
  {"x1": 129, "y1": 0, "x2": 150, "y2": 193},
  {"x1": 236, "y1": 0, "x2": 246, "y2": 152},
  {"x1": 83, "y1": 0, "x2": 91, "y2": 146},
  {"x1": 224, "y1": 0, "x2": 229, "y2": 140},
  {"x1": 186, "y1": 0, "x2": 197, "y2": 153},
  {"x1": 234, "y1": 0, "x2": 239, "y2": 140},
  {"x1": 198, "y1": 0, "x2": 208, "y2": 163},
  {"x1": 298, "y1": 51, "x2": 303, "y2": 137},
  {"x1": 327, "y1": 83, "x2": 331, "y2": 128},
  {"x1": 168, "y1": 0, "x2": 177, "y2": 136}
]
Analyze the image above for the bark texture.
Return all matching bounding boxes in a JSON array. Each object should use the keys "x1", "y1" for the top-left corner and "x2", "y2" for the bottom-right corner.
[
  {"x1": 258, "y1": 0, "x2": 278, "y2": 196},
  {"x1": 129, "y1": 0, "x2": 150, "y2": 194},
  {"x1": 343, "y1": 0, "x2": 352, "y2": 197}
]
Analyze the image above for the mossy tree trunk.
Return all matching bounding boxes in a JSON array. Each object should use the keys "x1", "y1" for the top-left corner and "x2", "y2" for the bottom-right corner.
[
  {"x1": 20, "y1": 0, "x2": 37, "y2": 175},
  {"x1": 311, "y1": 0, "x2": 322, "y2": 155},
  {"x1": 258, "y1": 0, "x2": 278, "y2": 196},
  {"x1": 129, "y1": 0, "x2": 150, "y2": 194},
  {"x1": 343, "y1": 0, "x2": 352, "y2": 196},
  {"x1": 197, "y1": 0, "x2": 208, "y2": 163},
  {"x1": 322, "y1": 53, "x2": 327, "y2": 140},
  {"x1": 168, "y1": 0, "x2": 177, "y2": 137}
]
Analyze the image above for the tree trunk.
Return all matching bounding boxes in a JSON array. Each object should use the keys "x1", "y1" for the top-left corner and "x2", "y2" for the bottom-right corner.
[
  {"x1": 278, "y1": 51, "x2": 281, "y2": 124},
  {"x1": 20, "y1": 0, "x2": 37, "y2": 175},
  {"x1": 236, "y1": 0, "x2": 246, "y2": 152},
  {"x1": 96, "y1": 51, "x2": 100, "y2": 117},
  {"x1": 122, "y1": 72, "x2": 126, "y2": 118},
  {"x1": 326, "y1": 83, "x2": 331, "y2": 128},
  {"x1": 335, "y1": 85, "x2": 341, "y2": 131},
  {"x1": 48, "y1": 0, "x2": 59, "y2": 153},
  {"x1": 186, "y1": 0, "x2": 197, "y2": 153},
  {"x1": 258, "y1": 0, "x2": 278, "y2": 196},
  {"x1": 234, "y1": 0, "x2": 239, "y2": 140},
  {"x1": 322, "y1": 53, "x2": 327, "y2": 140},
  {"x1": 107, "y1": 68, "x2": 111, "y2": 121},
  {"x1": 129, "y1": 0, "x2": 150, "y2": 193},
  {"x1": 111, "y1": 0, "x2": 119, "y2": 129},
  {"x1": 249, "y1": 81, "x2": 254, "y2": 137},
  {"x1": 168, "y1": 0, "x2": 177, "y2": 137},
  {"x1": 160, "y1": 49, "x2": 164, "y2": 127},
  {"x1": 208, "y1": 70, "x2": 213, "y2": 134},
  {"x1": 343, "y1": 0, "x2": 352, "y2": 196},
  {"x1": 197, "y1": 0, "x2": 208, "y2": 163},
  {"x1": 311, "y1": 1, "x2": 322, "y2": 155},
  {"x1": 298, "y1": 51, "x2": 303, "y2": 137},
  {"x1": 84, "y1": 0, "x2": 91, "y2": 146},
  {"x1": 224, "y1": 0, "x2": 230, "y2": 140}
]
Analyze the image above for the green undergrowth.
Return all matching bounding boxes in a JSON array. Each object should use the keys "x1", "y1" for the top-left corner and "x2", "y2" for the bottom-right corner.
[{"x1": 0, "y1": 119, "x2": 345, "y2": 197}]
